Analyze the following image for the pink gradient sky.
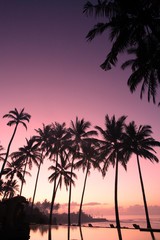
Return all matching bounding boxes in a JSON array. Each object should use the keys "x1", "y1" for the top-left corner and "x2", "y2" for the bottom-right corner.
[{"x1": 0, "y1": 0, "x2": 160, "y2": 216}]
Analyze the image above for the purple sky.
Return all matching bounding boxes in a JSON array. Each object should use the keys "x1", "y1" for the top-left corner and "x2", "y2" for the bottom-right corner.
[{"x1": 0, "y1": 0, "x2": 160, "y2": 216}]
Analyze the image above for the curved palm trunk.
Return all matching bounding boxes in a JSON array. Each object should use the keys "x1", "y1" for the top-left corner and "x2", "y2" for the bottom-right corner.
[
  {"x1": 78, "y1": 163, "x2": 89, "y2": 226},
  {"x1": 20, "y1": 159, "x2": 28, "y2": 196},
  {"x1": 31, "y1": 152, "x2": 44, "y2": 213},
  {"x1": 0, "y1": 124, "x2": 18, "y2": 179},
  {"x1": 115, "y1": 157, "x2": 122, "y2": 240},
  {"x1": 68, "y1": 157, "x2": 74, "y2": 226},
  {"x1": 31, "y1": 161, "x2": 42, "y2": 213},
  {"x1": 49, "y1": 154, "x2": 58, "y2": 226},
  {"x1": 137, "y1": 155, "x2": 151, "y2": 228},
  {"x1": 49, "y1": 178, "x2": 57, "y2": 225}
]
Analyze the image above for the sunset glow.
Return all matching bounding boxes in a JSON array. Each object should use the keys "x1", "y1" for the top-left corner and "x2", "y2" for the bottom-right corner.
[{"x1": 0, "y1": 0, "x2": 160, "y2": 220}]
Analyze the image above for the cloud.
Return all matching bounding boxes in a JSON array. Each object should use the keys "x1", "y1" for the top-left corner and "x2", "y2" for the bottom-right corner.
[
  {"x1": 119, "y1": 205, "x2": 160, "y2": 215},
  {"x1": 57, "y1": 202, "x2": 160, "y2": 216},
  {"x1": 83, "y1": 202, "x2": 107, "y2": 206},
  {"x1": 59, "y1": 202, "x2": 108, "y2": 208},
  {"x1": 59, "y1": 202, "x2": 79, "y2": 207}
]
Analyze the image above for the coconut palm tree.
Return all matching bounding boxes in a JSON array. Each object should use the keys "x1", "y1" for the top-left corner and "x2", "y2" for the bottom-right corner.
[
  {"x1": 84, "y1": 0, "x2": 160, "y2": 103},
  {"x1": 124, "y1": 121, "x2": 160, "y2": 229},
  {"x1": 121, "y1": 35, "x2": 160, "y2": 103},
  {"x1": 68, "y1": 117, "x2": 98, "y2": 226},
  {"x1": 75, "y1": 141, "x2": 100, "y2": 226},
  {"x1": 11, "y1": 137, "x2": 41, "y2": 196},
  {"x1": 48, "y1": 154, "x2": 76, "y2": 240},
  {"x1": 48, "y1": 122, "x2": 71, "y2": 226},
  {"x1": 3, "y1": 179, "x2": 19, "y2": 199},
  {"x1": 95, "y1": 114, "x2": 127, "y2": 240},
  {"x1": 31, "y1": 124, "x2": 52, "y2": 211},
  {"x1": 0, "y1": 108, "x2": 31, "y2": 179},
  {"x1": 48, "y1": 159, "x2": 76, "y2": 198},
  {"x1": 48, "y1": 157, "x2": 76, "y2": 233},
  {"x1": 2, "y1": 160, "x2": 30, "y2": 199}
]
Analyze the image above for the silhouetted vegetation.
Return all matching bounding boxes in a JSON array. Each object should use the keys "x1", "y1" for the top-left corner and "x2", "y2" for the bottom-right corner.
[
  {"x1": 0, "y1": 108, "x2": 160, "y2": 237},
  {"x1": 84, "y1": 0, "x2": 160, "y2": 104}
]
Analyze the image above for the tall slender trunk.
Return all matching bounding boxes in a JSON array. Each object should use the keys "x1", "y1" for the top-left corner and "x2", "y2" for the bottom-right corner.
[
  {"x1": 49, "y1": 154, "x2": 58, "y2": 226},
  {"x1": 115, "y1": 157, "x2": 122, "y2": 240},
  {"x1": 68, "y1": 157, "x2": 74, "y2": 226},
  {"x1": 137, "y1": 155, "x2": 151, "y2": 228},
  {"x1": 0, "y1": 124, "x2": 18, "y2": 179},
  {"x1": 78, "y1": 163, "x2": 89, "y2": 226},
  {"x1": 20, "y1": 159, "x2": 28, "y2": 196},
  {"x1": 31, "y1": 152, "x2": 43, "y2": 213},
  {"x1": 49, "y1": 176, "x2": 61, "y2": 226}
]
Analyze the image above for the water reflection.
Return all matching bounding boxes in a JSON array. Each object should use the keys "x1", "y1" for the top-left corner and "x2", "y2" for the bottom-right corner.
[
  {"x1": 29, "y1": 224, "x2": 160, "y2": 240},
  {"x1": 79, "y1": 226, "x2": 84, "y2": 240}
]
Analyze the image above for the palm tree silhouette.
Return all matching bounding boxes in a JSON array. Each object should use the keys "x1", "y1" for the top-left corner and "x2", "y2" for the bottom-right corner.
[
  {"x1": 95, "y1": 114, "x2": 127, "y2": 240},
  {"x1": 121, "y1": 35, "x2": 160, "y2": 103},
  {"x1": 0, "y1": 108, "x2": 31, "y2": 179},
  {"x1": 3, "y1": 179, "x2": 19, "y2": 199},
  {"x1": 31, "y1": 124, "x2": 52, "y2": 211},
  {"x1": 124, "y1": 121, "x2": 160, "y2": 229},
  {"x1": 48, "y1": 159, "x2": 76, "y2": 198},
  {"x1": 68, "y1": 117, "x2": 97, "y2": 226},
  {"x1": 84, "y1": 0, "x2": 160, "y2": 103},
  {"x1": 48, "y1": 122, "x2": 71, "y2": 226},
  {"x1": 2, "y1": 159, "x2": 29, "y2": 199},
  {"x1": 75, "y1": 141, "x2": 100, "y2": 226},
  {"x1": 11, "y1": 137, "x2": 41, "y2": 196}
]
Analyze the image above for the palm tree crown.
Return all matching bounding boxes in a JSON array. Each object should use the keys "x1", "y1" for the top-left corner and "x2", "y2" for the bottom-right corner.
[
  {"x1": 3, "y1": 108, "x2": 31, "y2": 129},
  {"x1": 95, "y1": 114, "x2": 128, "y2": 173},
  {"x1": 84, "y1": 0, "x2": 160, "y2": 103},
  {"x1": 0, "y1": 108, "x2": 31, "y2": 179},
  {"x1": 124, "y1": 122, "x2": 160, "y2": 161},
  {"x1": 11, "y1": 137, "x2": 41, "y2": 195}
]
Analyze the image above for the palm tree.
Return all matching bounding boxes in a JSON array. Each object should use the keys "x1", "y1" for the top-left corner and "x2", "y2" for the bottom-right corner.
[
  {"x1": 2, "y1": 159, "x2": 30, "y2": 199},
  {"x1": 11, "y1": 137, "x2": 41, "y2": 196},
  {"x1": 75, "y1": 141, "x2": 100, "y2": 226},
  {"x1": 121, "y1": 35, "x2": 160, "y2": 103},
  {"x1": 95, "y1": 114, "x2": 127, "y2": 240},
  {"x1": 48, "y1": 122, "x2": 71, "y2": 226},
  {"x1": 48, "y1": 155, "x2": 76, "y2": 240},
  {"x1": 68, "y1": 117, "x2": 98, "y2": 226},
  {"x1": 124, "y1": 121, "x2": 160, "y2": 229},
  {"x1": 31, "y1": 124, "x2": 52, "y2": 211},
  {"x1": 3, "y1": 179, "x2": 19, "y2": 199},
  {"x1": 0, "y1": 108, "x2": 31, "y2": 179},
  {"x1": 84, "y1": 0, "x2": 160, "y2": 103},
  {"x1": 48, "y1": 159, "x2": 76, "y2": 199}
]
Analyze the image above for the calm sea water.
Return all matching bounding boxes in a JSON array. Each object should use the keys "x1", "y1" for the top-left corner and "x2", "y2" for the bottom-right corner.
[{"x1": 30, "y1": 216, "x2": 160, "y2": 240}]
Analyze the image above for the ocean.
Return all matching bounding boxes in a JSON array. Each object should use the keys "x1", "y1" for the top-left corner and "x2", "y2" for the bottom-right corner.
[{"x1": 30, "y1": 215, "x2": 160, "y2": 240}]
